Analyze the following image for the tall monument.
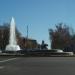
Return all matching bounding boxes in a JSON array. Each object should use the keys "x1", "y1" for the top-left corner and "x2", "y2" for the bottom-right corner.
[{"x1": 5, "y1": 17, "x2": 20, "y2": 51}]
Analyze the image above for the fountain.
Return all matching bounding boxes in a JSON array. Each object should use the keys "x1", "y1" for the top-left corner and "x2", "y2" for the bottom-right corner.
[{"x1": 5, "y1": 17, "x2": 21, "y2": 51}]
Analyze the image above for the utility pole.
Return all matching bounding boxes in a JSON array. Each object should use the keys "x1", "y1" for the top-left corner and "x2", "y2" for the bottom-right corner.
[
  {"x1": 27, "y1": 25, "x2": 28, "y2": 39},
  {"x1": 26, "y1": 25, "x2": 29, "y2": 50}
]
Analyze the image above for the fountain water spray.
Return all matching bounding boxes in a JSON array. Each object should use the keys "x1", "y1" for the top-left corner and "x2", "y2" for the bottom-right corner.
[{"x1": 5, "y1": 17, "x2": 20, "y2": 51}]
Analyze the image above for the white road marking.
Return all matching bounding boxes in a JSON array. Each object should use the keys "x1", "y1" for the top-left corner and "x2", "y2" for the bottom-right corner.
[
  {"x1": 0, "y1": 58, "x2": 18, "y2": 63},
  {"x1": 0, "y1": 66, "x2": 4, "y2": 69}
]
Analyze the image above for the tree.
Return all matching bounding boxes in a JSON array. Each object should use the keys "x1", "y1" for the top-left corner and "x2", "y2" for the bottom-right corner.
[
  {"x1": 0, "y1": 22, "x2": 40, "y2": 51},
  {"x1": 49, "y1": 23, "x2": 72, "y2": 50},
  {"x1": 0, "y1": 23, "x2": 21, "y2": 50}
]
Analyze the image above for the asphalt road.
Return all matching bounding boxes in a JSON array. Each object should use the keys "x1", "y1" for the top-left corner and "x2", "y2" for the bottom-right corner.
[{"x1": 0, "y1": 57, "x2": 75, "y2": 75}]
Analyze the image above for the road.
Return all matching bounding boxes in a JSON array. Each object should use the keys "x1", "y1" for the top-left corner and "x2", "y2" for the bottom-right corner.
[{"x1": 0, "y1": 57, "x2": 75, "y2": 75}]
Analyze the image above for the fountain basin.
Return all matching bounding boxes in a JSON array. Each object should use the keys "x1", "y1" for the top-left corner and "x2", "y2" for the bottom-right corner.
[{"x1": 6, "y1": 44, "x2": 20, "y2": 51}]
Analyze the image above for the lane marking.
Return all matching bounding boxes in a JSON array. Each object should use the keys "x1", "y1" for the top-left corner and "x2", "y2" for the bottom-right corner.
[
  {"x1": 0, "y1": 58, "x2": 18, "y2": 63},
  {"x1": 0, "y1": 66, "x2": 4, "y2": 69}
]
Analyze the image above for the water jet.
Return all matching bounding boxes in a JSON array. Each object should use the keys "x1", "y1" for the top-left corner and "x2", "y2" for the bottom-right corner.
[{"x1": 5, "y1": 17, "x2": 21, "y2": 51}]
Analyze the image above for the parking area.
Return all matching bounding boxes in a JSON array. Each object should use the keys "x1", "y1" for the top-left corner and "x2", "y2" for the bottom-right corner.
[{"x1": 0, "y1": 57, "x2": 75, "y2": 75}]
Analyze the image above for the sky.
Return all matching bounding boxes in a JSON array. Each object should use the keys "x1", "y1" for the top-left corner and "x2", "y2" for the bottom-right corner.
[{"x1": 0, "y1": 0, "x2": 75, "y2": 49}]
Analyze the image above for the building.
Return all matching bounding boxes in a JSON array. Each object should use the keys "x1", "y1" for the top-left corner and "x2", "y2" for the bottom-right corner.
[{"x1": 18, "y1": 37, "x2": 40, "y2": 50}]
